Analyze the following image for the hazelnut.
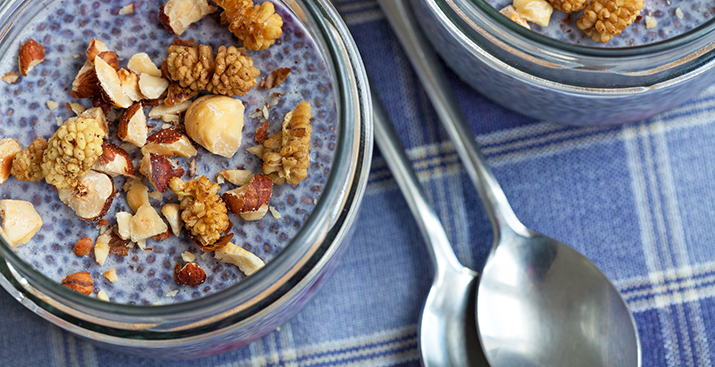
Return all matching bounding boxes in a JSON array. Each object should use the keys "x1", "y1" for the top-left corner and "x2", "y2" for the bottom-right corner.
[
  {"x1": 85, "y1": 38, "x2": 109, "y2": 62},
  {"x1": 159, "y1": 0, "x2": 217, "y2": 36},
  {"x1": 219, "y1": 169, "x2": 254, "y2": 186},
  {"x1": 130, "y1": 203, "x2": 169, "y2": 243},
  {"x1": 184, "y1": 95, "x2": 245, "y2": 158},
  {"x1": 139, "y1": 153, "x2": 185, "y2": 193},
  {"x1": 0, "y1": 138, "x2": 22, "y2": 185},
  {"x1": 71, "y1": 60, "x2": 100, "y2": 99},
  {"x1": 214, "y1": 243, "x2": 264, "y2": 276},
  {"x1": 95, "y1": 56, "x2": 132, "y2": 108},
  {"x1": 138, "y1": 73, "x2": 170, "y2": 100},
  {"x1": 104, "y1": 269, "x2": 118, "y2": 283},
  {"x1": 94, "y1": 227, "x2": 111, "y2": 266},
  {"x1": 118, "y1": 69, "x2": 143, "y2": 102},
  {"x1": 61, "y1": 272, "x2": 94, "y2": 295},
  {"x1": 147, "y1": 100, "x2": 192, "y2": 120},
  {"x1": 174, "y1": 262, "x2": 206, "y2": 287},
  {"x1": 1, "y1": 72, "x2": 19, "y2": 84},
  {"x1": 141, "y1": 128, "x2": 197, "y2": 158},
  {"x1": 73, "y1": 237, "x2": 93, "y2": 256},
  {"x1": 222, "y1": 174, "x2": 272, "y2": 221},
  {"x1": 117, "y1": 102, "x2": 149, "y2": 147},
  {"x1": 126, "y1": 179, "x2": 149, "y2": 213},
  {"x1": 0, "y1": 200, "x2": 42, "y2": 248},
  {"x1": 161, "y1": 203, "x2": 183, "y2": 236},
  {"x1": 57, "y1": 171, "x2": 115, "y2": 221},
  {"x1": 93, "y1": 142, "x2": 135, "y2": 178},
  {"x1": 66, "y1": 102, "x2": 86, "y2": 115},
  {"x1": 18, "y1": 39, "x2": 45, "y2": 76},
  {"x1": 127, "y1": 53, "x2": 162, "y2": 77},
  {"x1": 115, "y1": 211, "x2": 133, "y2": 240}
]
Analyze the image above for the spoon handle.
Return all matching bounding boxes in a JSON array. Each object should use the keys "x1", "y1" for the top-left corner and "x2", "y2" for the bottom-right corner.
[
  {"x1": 376, "y1": 0, "x2": 525, "y2": 238},
  {"x1": 372, "y1": 87, "x2": 463, "y2": 274}
]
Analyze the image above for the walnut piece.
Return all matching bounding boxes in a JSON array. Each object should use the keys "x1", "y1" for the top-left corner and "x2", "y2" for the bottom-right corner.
[
  {"x1": 168, "y1": 176, "x2": 230, "y2": 250},
  {"x1": 577, "y1": 0, "x2": 643, "y2": 43},
  {"x1": 0, "y1": 138, "x2": 22, "y2": 184},
  {"x1": 41, "y1": 108, "x2": 106, "y2": 189},
  {"x1": 262, "y1": 67, "x2": 290, "y2": 90},
  {"x1": 216, "y1": 0, "x2": 283, "y2": 50},
  {"x1": 262, "y1": 101, "x2": 312, "y2": 185},
  {"x1": 206, "y1": 45, "x2": 259, "y2": 97}
]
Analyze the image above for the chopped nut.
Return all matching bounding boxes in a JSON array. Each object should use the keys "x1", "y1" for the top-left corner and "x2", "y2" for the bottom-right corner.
[
  {"x1": 141, "y1": 128, "x2": 197, "y2": 158},
  {"x1": 67, "y1": 102, "x2": 87, "y2": 115},
  {"x1": 127, "y1": 53, "x2": 162, "y2": 77},
  {"x1": 164, "y1": 82, "x2": 198, "y2": 108},
  {"x1": 219, "y1": 169, "x2": 254, "y2": 186},
  {"x1": 154, "y1": 228, "x2": 172, "y2": 241},
  {"x1": 169, "y1": 176, "x2": 230, "y2": 250},
  {"x1": 1, "y1": 72, "x2": 19, "y2": 84},
  {"x1": 162, "y1": 203, "x2": 183, "y2": 236},
  {"x1": 95, "y1": 56, "x2": 133, "y2": 108},
  {"x1": 126, "y1": 179, "x2": 149, "y2": 213},
  {"x1": 161, "y1": 114, "x2": 180, "y2": 123},
  {"x1": 96, "y1": 51, "x2": 120, "y2": 70},
  {"x1": 159, "y1": 0, "x2": 217, "y2": 36},
  {"x1": 139, "y1": 153, "x2": 185, "y2": 193},
  {"x1": 107, "y1": 228, "x2": 130, "y2": 256},
  {"x1": 263, "y1": 67, "x2": 290, "y2": 90},
  {"x1": 165, "y1": 289, "x2": 179, "y2": 297},
  {"x1": 0, "y1": 138, "x2": 22, "y2": 185},
  {"x1": 104, "y1": 269, "x2": 118, "y2": 283},
  {"x1": 18, "y1": 39, "x2": 45, "y2": 76},
  {"x1": 246, "y1": 144, "x2": 264, "y2": 157},
  {"x1": 86, "y1": 39, "x2": 110, "y2": 62},
  {"x1": 185, "y1": 95, "x2": 245, "y2": 158},
  {"x1": 188, "y1": 157, "x2": 197, "y2": 177},
  {"x1": 513, "y1": 0, "x2": 553, "y2": 27},
  {"x1": 138, "y1": 73, "x2": 170, "y2": 100},
  {"x1": 676, "y1": 7, "x2": 683, "y2": 19},
  {"x1": 181, "y1": 251, "x2": 196, "y2": 262},
  {"x1": 118, "y1": 69, "x2": 143, "y2": 102},
  {"x1": 645, "y1": 15, "x2": 657, "y2": 29},
  {"x1": 148, "y1": 191, "x2": 163, "y2": 201},
  {"x1": 216, "y1": 0, "x2": 283, "y2": 50},
  {"x1": 214, "y1": 243, "x2": 264, "y2": 275},
  {"x1": 206, "y1": 45, "x2": 260, "y2": 97},
  {"x1": 119, "y1": 3, "x2": 134, "y2": 15},
  {"x1": 222, "y1": 173, "x2": 272, "y2": 221},
  {"x1": 46, "y1": 100, "x2": 59, "y2": 110},
  {"x1": 115, "y1": 212, "x2": 133, "y2": 240},
  {"x1": 117, "y1": 102, "x2": 149, "y2": 147},
  {"x1": 71, "y1": 60, "x2": 100, "y2": 99},
  {"x1": 174, "y1": 262, "x2": 206, "y2": 286},
  {"x1": 61, "y1": 272, "x2": 93, "y2": 295},
  {"x1": 577, "y1": 0, "x2": 643, "y2": 43},
  {"x1": 262, "y1": 101, "x2": 312, "y2": 185},
  {"x1": 148, "y1": 100, "x2": 192, "y2": 119},
  {"x1": 130, "y1": 203, "x2": 169, "y2": 243},
  {"x1": 97, "y1": 289, "x2": 110, "y2": 301},
  {"x1": 57, "y1": 171, "x2": 115, "y2": 221},
  {"x1": 95, "y1": 228, "x2": 112, "y2": 266},
  {"x1": 255, "y1": 120, "x2": 269, "y2": 144},
  {"x1": 0, "y1": 200, "x2": 42, "y2": 248},
  {"x1": 93, "y1": 142, "x2": 135, "y2": 177},
  {"x1": 269, "y1": 206, "x2": 281, "y2": 219},
  {"x1": 74, "y1": 237, "x2": 93, "y2": 256}
]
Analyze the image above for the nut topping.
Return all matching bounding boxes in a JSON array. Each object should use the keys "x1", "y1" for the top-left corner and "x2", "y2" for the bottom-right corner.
[
  {"x1": 61, "y1": 272, "x2": 94, "y2": 295},
  {"x1": 174, "y1": 262, "x2": 207, "y2": 286},
  {"x1": 74, "y1": 237, "x2": 93, "y2": 256},
  {"x1": 18, "y1": 39, "x2": 45, "y2": 76}
]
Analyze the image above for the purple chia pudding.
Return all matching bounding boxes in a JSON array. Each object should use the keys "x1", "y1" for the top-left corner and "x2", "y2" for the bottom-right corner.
[
  {"x1": 488, "y1": 0, "x2": 710, "y2": 47},
  {"x1": 0, "y1": 0, "x2": 337, "y2": 304}
]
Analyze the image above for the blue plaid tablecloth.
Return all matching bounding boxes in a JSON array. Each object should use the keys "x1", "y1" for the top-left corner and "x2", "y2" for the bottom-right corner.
[{"x1": 3, "y1": 0, "x2": 715, "y2": 365}]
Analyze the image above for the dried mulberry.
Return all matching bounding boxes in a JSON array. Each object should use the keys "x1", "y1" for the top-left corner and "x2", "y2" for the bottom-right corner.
[
  {"x1": 165, "y1": 44, "x2": 215, "y2": 91},
  {"x1": 547, "y1": 0, "x2": 588, "y2": 13},
  {"x1": 11, "y1": 138, "x2": 48, "y2": 182},
  {"x1": 262, "y1": 101, "x2": 312, "y2": 185},
  {"x1": 216, "y1": 0, "x2": 283, "y2": 50},
  {"x1": 42, "y1": 110, "x2": 106, "y2": 189},
  {"x1": 168, "y1": 176, "x2": 230, "y2": 249},
  {"x1": 577, "y1": 0, "x2": 643, "y2": 43},
  {"x1": 206, "y1": 46, "x2": 260, "y2": 97}
]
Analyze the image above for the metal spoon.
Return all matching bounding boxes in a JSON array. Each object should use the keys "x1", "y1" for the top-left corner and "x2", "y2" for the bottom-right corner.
[
  {"x1": 372, "y1": 89, "x2": 488, "y2": 367},
  {"x1": 374, "y1": 1, "x2": 642, "y2": 366}
]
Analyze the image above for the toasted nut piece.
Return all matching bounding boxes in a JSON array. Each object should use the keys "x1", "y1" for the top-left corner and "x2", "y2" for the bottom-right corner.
[
  {"x1": 159, "y1": 0, "x2": 217, "y2": 36},
  {"x1": 222, "y1": 174, "x2": 272, "y2": 221},
  {"x1": 0, "y1": 138, "x2": 21, "y2": 185},
  {"x1": 117, "y1": 102, "x2": 149, "y2": 147},
  {"x1": 71, "y1": 60, "x2": 101, "y2": 99},
  {"x1": 93, "y1": 142, "x2": 135, "y2": 177},
  {"x1": 57, "y1": 171, "x2": 115, "y2": 221},
  {"x1": 263, "y1": 68, "x2": 291, "y2": 90},
  {"x1": 500, "y1": 5, "x2": 531, "y2": 29},
  {"x1": 142, "y1": 128, "x2": 197, "y2": 158},
  {"x1": 1, "y1": 72, "x2": 19, "y2": 84},
  {"x1": 119, "y1": 3, "x2": 134, "y2": 14},
  {"x1": 255, "y1": 120, "x2": 269, "y2": 144},
  {"x1": 96, "y1": 51, "x2": 119, "y2": 70},
  {"x1": 269, "y1": 205, "x2": 281, "y2": 219},
  {"x1": 95, "y1": 56, "x2": 133, "y2": 108},
  {"x1": 97, "y1": 289, "x2": 110, "y2": 301},
  {"x1": 161, "y1": 203, "x2": 183, "y2": 236},
  {"x1": 139, "y1": 153, "x2": 185, "y2": 193},
  {"x1": 86, "y1": 39, "x2": 109, "y2": 62},
  {"x1": 147, "y1": 100, "x2": 192, "y2": 119},
  {"x1": 219, "y1": 169, "x2": 253, "y2": 186},
  {"x1": 61, "y1": 272, "x2": 93, "y2": 295},
  {"x1": 246, "y1": 144, "x2": 264, "y2": 157},
  {"x1": 185, "y1": 95, "x2": 244, "y2": 158},
  {"x1": 107, "y1": 226, "x2": 130, "y2": 255},
  {"x1": 67, "y1": 102, "x2": 86, "y2": 115},
  {"x1": 138, "y1": 73, "x2": 170, "y2": 100},
  {"x1": 181, "y1": 251, "x2": 195, "y2": 262},
  {"x1": 95, "y1": 228, "x2": 112, "y2": 265},
  {"x1": 0, "y1": 200, "x2": 42, "y2": 248},
  {"x1": 154, "y1": 228, "x2": 172, "y2": 240},
  {"x1": 104, "y1": 269, "x2": 118, "y2": 283},
  {"x1": 130, "y1": 203, "x2": 169, "y2": 243},
  {"x1": 126, "y1": 179, "x2": 149, "y2": 213},
  {"x1": 115, "y1": 211, "x2": 133, "y2": 240},
  {"x1": 127, "y1": 53, "x2": 162, "y2": 77},
  {"x1": 118, "y1": 69, "x2": 143, "y2": 102},
  {"x1": 214, "y1": 243, "x2": 264, "y2": 276},
  {"x1": 513, "y1": 0, "x2": 553, "y2": 27},
  {"x1": 164, "y1": 82, "x2": 198, "y2": 107},
  {"x1": 18, "y1": 39, "x2": 45, "y2": 76},
  {"x1": 174, "y1": 262, "x2": 206, "y2": 286},
  {"x1": 74, "y1": 237, "x2": 93, "y2": 256},
  {"x1": 148, "y1": 190, "x2": 163, "y2": 201}
]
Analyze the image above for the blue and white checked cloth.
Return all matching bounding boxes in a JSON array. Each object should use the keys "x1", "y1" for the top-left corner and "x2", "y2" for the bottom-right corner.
[{"x1": 3, "y1": 0, "x2": 715, "y2": 365}]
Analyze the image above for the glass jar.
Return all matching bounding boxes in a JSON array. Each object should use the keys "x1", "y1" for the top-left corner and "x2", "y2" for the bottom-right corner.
[
  {"x1": 0, "y1": 0, "x2": 372, "y2": 359},
  {"x1": 412, "y1": 0, "x2": 715, "y2": 125}
]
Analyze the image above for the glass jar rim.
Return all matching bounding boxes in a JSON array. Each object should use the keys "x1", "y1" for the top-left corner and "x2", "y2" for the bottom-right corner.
[
  {"x1": 0, "y1": 0, "x2": 371, "y2": 326},
  {"x1": 444, "y1": 0, "x2": 715, "y2": 58}
]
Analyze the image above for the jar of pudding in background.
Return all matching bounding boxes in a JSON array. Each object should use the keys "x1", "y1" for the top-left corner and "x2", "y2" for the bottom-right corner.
[{"x1": 411, "y1": 0, "x2": 715, "y2": 125}]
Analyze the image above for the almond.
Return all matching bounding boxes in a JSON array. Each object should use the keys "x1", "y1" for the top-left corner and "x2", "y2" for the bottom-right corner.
[
  {"x1": 126, "y1": 179, "x2": 149, "y2": 213},
  {"x1": 222, "y1": 174, "x2": 272, "y2": 221},
  {"x1": 139, "y1": 153, "x2": 185, "y2": 193},
  {"x1": 93, "y1": 142, "x2": 135, "y2": 177},
  {"x1": 86, "y1": 38, "x2": 109, "y2": 62},
  {"x1": 0, "y1": 200, "x2": 42, "y2": 248},
  {"x1": 130, "y1": 203, "x2": 168, "y2": 243},
  {"x1": 61, "y1": 272, "x2": 94, "y2": 295},
  {"x1": 1, "y1": 72, "x2": 19, "y2": 84},
  {"x1": 95, "y1": 56, "x2": 132, "y2": 108},
  {"x1": 18, "y1": 39, "x2": 45, "y2": 76},
  {"x1": 74, "y1": 237, "x2": 93, "y2": 256},
  {"x1": 164, "y1": 82, "x2": 198, "y2": 108},
  {"x1": 141, "y1": 128, "x2": 197, "y2": 158},
  {"x1": 214, "y1": 243, "x2": 265, "y2": 276},
  {"x1": 0, "y1": 138, "x2": 21, "y2": 185},
  {"x1": 104, "y1": 269, "x2": 118, "y2": 283},
  {"x1": 138, "y1": 73, "x2": 169, "y2": 100},
  {"x1": 159, "y1": 0, "x2": 217, "y2": 36},
  {"x1": 117, "y1": 102, "x2": 148, "y2": 147},
  {"x1": 57, "y1": 171, "x2": 115, "y2": 221},
  {"x1": 174, "y1": 262, "x2": 206, "y2": 286},
  {"x1": 118, "y1": 69, "x2": 143, "y2": 102},
  {"x1": 127, "y1": 53, "x2": 162, "y2": 77}
]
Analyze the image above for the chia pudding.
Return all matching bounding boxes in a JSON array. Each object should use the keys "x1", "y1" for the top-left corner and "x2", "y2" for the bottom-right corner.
[
  {"x1": 0, "y1": 0, "x2": 337, "y2": 304},
  {"x1": 490, "y1": 0, "x2": 711, "y2": 47}
]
